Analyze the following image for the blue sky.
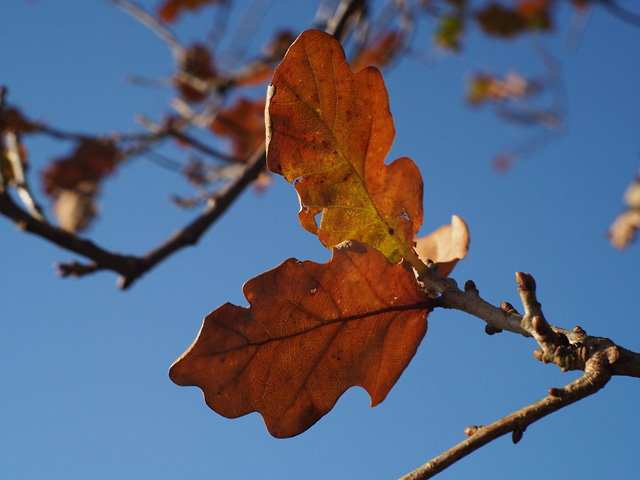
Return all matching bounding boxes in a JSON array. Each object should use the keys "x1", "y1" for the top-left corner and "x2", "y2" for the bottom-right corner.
[{"x1": 1, "y1": 1, "x2": 639, "y2": 479}]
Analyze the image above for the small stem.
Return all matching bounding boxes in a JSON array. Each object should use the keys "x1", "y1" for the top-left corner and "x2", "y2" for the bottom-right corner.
[
  {"x1": 4, "y1": 132, "x2": 48, "y2": 221},
  {"x1": 110, "y1": 0, "x2": 184, "y2": 56},
  {"x1": 399, "y1": 351, "x2": 613, "y2": 480}
]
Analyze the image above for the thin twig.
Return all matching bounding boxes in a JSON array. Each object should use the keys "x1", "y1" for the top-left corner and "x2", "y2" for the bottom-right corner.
[
  {"x1": 4, "y1": 132, "x2": 48, "y2": 221},
  {"x1": 110, "y1": 0, "x2": 184, "y2": 55},
  {"x1": 326, "y1": 0, "x2": 367, "y2": 40},
  {"x1": 56, "y1": 144, "x2": 267, "y2": 289},
  {"x1": 0, "y1": 190, "x2": 139, "y2": 278},
  {"x1": 399, "y1": 350, "x2": 614, "y2": 480},
  {"x1": 167, "y1": 128, "x2": 240, "y2": 163},
  {"x1": 433, "y1": 270, "x2": 640, "y2": 378},
  {"x1": 0, "y1": 0, "x2": 370, "y2": 290},
  {"x1": 599, "y1": 0, "x2": 640, "y2": 27}
]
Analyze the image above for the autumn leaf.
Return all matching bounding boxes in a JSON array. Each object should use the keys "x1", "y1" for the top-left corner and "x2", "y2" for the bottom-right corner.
[
  {"x1": 517, "y1": 0, "x2": 552, "y2": 31},
  {"x1": 263, "y1": 30, "x2": 297, "y2": 61},
  {"x1": 42, "y1": 139, "x2": 118, "y2": 232},
  {"x1": 169, "y1": 241, "x2": 432, "y2": 438},
  {"x1": 266, "y1": 30, "x2": 423, "y2": 264},
  {"x1": 609, "y1": 173, "x2": 640, "y2": 249},
  {"x1": 467, "y1": 71, "x2": 536, "y2": 106},
  {"x1": 434, "y1": 15, "x2": 464, "y2": 51},
  {"x1": 350, "y1": 31, "x2": 404, "y2": 71},
  {"x1": 211, "y1": 97, "x2": 266, "y2": 160},
  {"x1": 415, "y1": 215, "x2": 470, "y2": 278},
  {"x1": 176, "y1": 44, "x2": 217, "y2": 103},
  {"x1": 476, "y1": 3, "x2": 527, "y2": 38},
  {"x1": 475, "y1": 2, "x2": 551, "y2": 38},
  {"x1": 157, "y1": 0, "x2": 222, "y2": 23},
  {"x1": 52, "y1": 180, "x2": 99, "y2": 233},
  {"x1": 0, "y1": 106, "x2": 38, "y2": 134},
  {"x1": 42, "y1": 139, "x2": 117, "y2": 195}
]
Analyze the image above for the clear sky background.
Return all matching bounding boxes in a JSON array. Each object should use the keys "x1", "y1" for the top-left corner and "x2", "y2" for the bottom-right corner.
[{"x1": 1, "y1": 1, "x2": 639, "y2": 479}]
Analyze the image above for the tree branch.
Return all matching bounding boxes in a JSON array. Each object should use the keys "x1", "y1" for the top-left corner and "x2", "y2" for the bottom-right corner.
[
  {"x1": 0, "y1": 190, "x2": 140, "y2": 278},
  {"x1": 400, "y1": 267, "x2": 640, "y2": 478},
  {"x1": 109, "y1": 0, "x2": 184, "y2": 55},
  {"x1": 0, "y1": 0, "x2": 373, "y2": 289},
  {"x1": 0, "y1": 143, "x2": 265, "y2": 288},
  {"x1": 598, "y1": 0, "x2": 640, "y2": 27},
  {"x1": 424, "y1": 268, "x2": 640, "y2": 378},
  {"x1": 399, "y1": 349, "x2": 614, "y2": 480}
]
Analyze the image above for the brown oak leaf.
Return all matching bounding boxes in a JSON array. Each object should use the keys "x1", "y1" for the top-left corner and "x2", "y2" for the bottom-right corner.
[
  {"x1": 266, "y1": 30, "x2": 423, "y2": 264},
  {"x1": 609, "y1": 173, "x2": 640, "y2": 249},
  {"x1": 350, "y1": 31, "x2": 404, "y2": 71},
  {"x1": 41, "y1": 139, "x2": 118, "y2": 232},
  {"x1": 157, "y1": 0, "x2": 222, "y2": 23},
  {"x1": 211, "y1": 97, "x2": 265, "y2": 160},
  {"x1": 176, "y1": 44, "x2": 217, "y2": 103},
  {"x1": 169, "y1": 241, "x2": 432, "y2": 438}
]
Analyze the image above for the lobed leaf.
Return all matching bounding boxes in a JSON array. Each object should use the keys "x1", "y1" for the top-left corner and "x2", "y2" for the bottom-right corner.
[
  {"x1": 210, "y1": 97, "x2": 266, "y2": 160},
  {"x1": 415, "y1": 215, "x2": 470, "y2": 278},
  {"x1": 157, "y1": 0, "x2": 222, "y2": 23},
  {"x1": 350, "y1": 31, "x2": 404, "y2": 72},
  {"x1": 265, "y1": 30, "x2": 423, "y2": 264},
  {"x1": 169, "y1": 241, "x2": 432, "y2": 438},
  {"x1": 176, "y1": 44, "x2": 217, "y2": 103},
  {"x1": 41, "y1": 139, "x2": 118, "y2": 233}
]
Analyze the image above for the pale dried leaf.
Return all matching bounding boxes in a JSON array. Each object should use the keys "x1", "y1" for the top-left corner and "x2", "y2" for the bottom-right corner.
[{"x1": 415, "y1": 215, "x2": 470, "y2": 277}]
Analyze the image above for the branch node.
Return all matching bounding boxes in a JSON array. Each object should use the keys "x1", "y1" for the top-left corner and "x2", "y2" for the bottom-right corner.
[
  {"x1": 606, "y1": 345, "x2": 620, "y2": 365},
  {"x1": 533, "y1": 348, "x2": 545, "y2": 362},
  {"x1": 464, "y1": 425, "x2": 482, "y2": 437},
  {"x1": 515, "y1": 271, "x2": 536, "y2": 293},
  {"x1": 512, "y1": 425, "x2": 525, "y2": 444},
  {"x1": 464, "y1": 279, "x2": 478, "y2": 293},
  {"x1": 573, "y1": 325, "x2": 586, "y2": 335},
  {"x1": 500, "y1": 301, "x2": 519, "y2": 315},
  {"x1": 548, "y1": 387, "x2": 563, "y2": 398},
  {"x1": 485, "y1": 324, "x2": 502, "y2": 336},
  {"x1": 55, "y1": 260, "x2": 99, "y2": 278},
  {"x1": 531, "y1": 315, "x2": 552, "y2": 336}
]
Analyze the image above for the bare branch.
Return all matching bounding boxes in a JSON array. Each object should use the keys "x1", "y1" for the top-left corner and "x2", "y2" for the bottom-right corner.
[
  {"x1": 109, "y1": 0, "x2": 184, "y2": 55},
  {"x1": 167, "y1": 127, "x2": 240, "y2": 163},
  {"x1": 3, "y1": 132, "x2": 48, "y2": 221},
  {"x1": 430, "y1": 268, "x2": 640, "y2": 378},
  {"x1": 325, "y1": 0, "x2": 367, "y2": 40},
  {"x1": 0, "y1": 190, "x2": 139, "y2": 279},
  {"x1": 398, "y1": 267, "x2": 640, "y2": 477},
  {"x1": 57, "y1": 144, "x2": 265, "y2": 288},
  {"x1": 599, "y1": 0, "x2": 640, "y2": 27},
  {"x1": 399, "y1": 349, "x2": 614, "y2": 480},
  {"x1": 0, "y1": 0, "x2": 375, "y2": 290}
]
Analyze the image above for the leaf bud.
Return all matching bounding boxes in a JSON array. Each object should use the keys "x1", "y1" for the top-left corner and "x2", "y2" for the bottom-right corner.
[
  {"x1": 515, "y1": 271, "x2": 536, "y2": 292},
  {"x1": 464, "y1": 425, "x2": 482, "y2": 437},
  {"x1": 573, "y1": 326, "x2": 586, "y2": 335},
  {"x1": 501, "y1": 301, "x2": 519, "y2": 315},
  {"x1": 484, "y1": 324, "x2": 502, "y2": 335},
  {"x1": 512, "y1": 427, "x2": 524, "y2": 444},
  {"x1": 464, "y1": 279, "x2": 478, "y2": 292},
  {"x1": 531, "y1": 316, "x2": 552, "y2": 336},
  {"x1": 548, "y1": 387, "x2": 563, "y2": 397}
]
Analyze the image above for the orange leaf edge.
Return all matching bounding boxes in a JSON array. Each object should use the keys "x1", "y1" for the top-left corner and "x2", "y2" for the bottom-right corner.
[{"x1": 169, "y1": 241, "x2": 432, "y2": 437}]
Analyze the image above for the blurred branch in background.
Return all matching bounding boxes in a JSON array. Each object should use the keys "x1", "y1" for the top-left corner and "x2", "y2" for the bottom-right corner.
[
  {"x1": 609, "y1": 169, "x2": 640, "y2": 249},
  {"x1": 0, "y1": 0, "x2": 372, "y2": 288},
  {"x1": 1, "y1": 0, "x2": 638, "y2": 288}
]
